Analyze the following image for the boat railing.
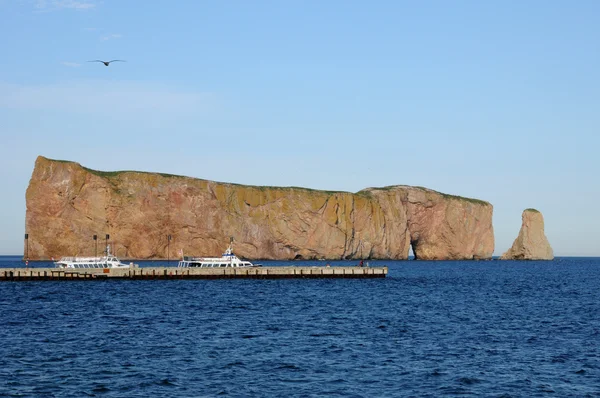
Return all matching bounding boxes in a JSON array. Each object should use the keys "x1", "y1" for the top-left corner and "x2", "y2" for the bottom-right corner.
[
  {"x1": 58, "y1": 256, "x2": 106, "y2": 262},
  {"x1": 183, "y1": 256, "x2": 204, "y2": 261}
]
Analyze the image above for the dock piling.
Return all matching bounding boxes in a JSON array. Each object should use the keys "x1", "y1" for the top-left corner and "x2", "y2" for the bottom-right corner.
[{"x1": 0, "y1": 266, "x2": 387, "y2": 281}]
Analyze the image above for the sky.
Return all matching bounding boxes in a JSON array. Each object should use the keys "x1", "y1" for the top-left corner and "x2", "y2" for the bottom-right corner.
[{"x1": 0, "y1": 0, "x2": 598, "y2": 256}]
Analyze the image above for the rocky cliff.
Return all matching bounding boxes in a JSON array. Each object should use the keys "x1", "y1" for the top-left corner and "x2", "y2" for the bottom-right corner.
[
  {"x1": 500, "y1": 209, "x2": 553, "y2": 260},
  {"x1": 25, "y1": 156, "x2": 494, "y2": 260}
]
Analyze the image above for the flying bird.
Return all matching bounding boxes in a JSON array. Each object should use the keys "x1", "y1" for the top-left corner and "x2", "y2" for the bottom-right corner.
[{"x1": 88, "y1": 60, "x2": 126, "y2": 66}]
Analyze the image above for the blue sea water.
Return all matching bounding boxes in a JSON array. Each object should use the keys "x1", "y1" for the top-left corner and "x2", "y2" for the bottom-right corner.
[{"x1": 0, "y1": 256, "x2": 599, "y2": 397}]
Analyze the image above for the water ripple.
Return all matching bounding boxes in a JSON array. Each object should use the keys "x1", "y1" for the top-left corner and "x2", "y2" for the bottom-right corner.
[{"x1": 0, "y1": 257, "x2": 599, "y2": 396}]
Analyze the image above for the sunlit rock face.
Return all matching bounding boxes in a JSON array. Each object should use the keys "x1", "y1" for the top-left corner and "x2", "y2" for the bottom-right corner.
[
  {"x1": 500, "y1": 209, "x2": 554, "y2": 260},
  {"x1": 25, "y1": 156, "x2": 494, "y2": 261}
]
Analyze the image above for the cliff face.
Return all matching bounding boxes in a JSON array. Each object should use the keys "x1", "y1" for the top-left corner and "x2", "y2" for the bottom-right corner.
[
  {"x1": 500, "y1": 209, "x2": 554, "y2": 260},
  {"x1": 25, "y1": 156, "x2": 494, "y2": 260}
]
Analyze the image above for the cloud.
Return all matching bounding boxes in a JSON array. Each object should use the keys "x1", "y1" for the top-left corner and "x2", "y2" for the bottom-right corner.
[
  {"x1": 35, "y1": 0, "x2": 97, "y2": 10},
  {"x1": 0, "y1": 80, "x2": 215, "y2": 118},
  {"x1": 61, "y1": 61, "x2": 82, "y2": 67},
  {"x1": 100, "y1": 33, "x2": 122, "y2": 41}
]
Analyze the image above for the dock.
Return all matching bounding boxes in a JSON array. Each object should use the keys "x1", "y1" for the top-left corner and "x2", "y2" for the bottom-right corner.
[{"x1": 0, "y1": 266, "x2": 387, "y2": 281}]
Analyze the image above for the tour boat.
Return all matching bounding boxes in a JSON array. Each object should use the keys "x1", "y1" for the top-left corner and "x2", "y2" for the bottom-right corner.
[
  {"x1": 177, "y1": 241, "x2": 261, "y2": 268},
  {"x1": 54, "y1": 245, "x2": 136, "y2": 269}
]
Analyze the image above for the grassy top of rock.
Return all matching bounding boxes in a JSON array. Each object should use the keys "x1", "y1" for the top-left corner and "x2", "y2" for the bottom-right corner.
[
  {"x1": 368, "y1": 185, "x2": 491, "y2": 206},
  {"x1": 48, "y1": 157, "x2": 182, "y2": 179},
  {"x1": 40, "y1": 156, "x2": 490, "y2": 204},
  {"x1": 42, "y1": 157, "x2": 346, "y2": 195}
]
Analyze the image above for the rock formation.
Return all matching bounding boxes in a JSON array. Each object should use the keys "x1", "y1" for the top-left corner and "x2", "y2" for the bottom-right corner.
[
  {"x1": 25, "y1": 156, "x2": 495, "y2": 260},
  {"x1": 500, "y1": 209, "x2": 553, "y2": 260}
]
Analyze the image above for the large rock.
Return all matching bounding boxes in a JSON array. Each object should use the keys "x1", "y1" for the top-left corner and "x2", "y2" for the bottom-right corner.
[
  {"x1": 500, "y1": 209, "x2": 553, "y2": 260},
  {"x1": 24, "y1": 156, "x2": 495, "y2": 260}
]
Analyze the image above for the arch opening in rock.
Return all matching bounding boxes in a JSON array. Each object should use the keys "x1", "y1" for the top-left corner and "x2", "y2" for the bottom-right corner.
[{"x1": 410, "y1": 239, "x2": 419, "y2": 260}]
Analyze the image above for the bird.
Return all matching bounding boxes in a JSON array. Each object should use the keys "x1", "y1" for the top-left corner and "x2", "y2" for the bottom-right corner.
[{"x1": 88, "y1": 60, "x2": 126, "y2": 66}]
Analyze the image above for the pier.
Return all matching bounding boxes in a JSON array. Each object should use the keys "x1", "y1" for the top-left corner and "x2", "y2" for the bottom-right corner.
[{"x1": 0, "y1": 266, "x2": 387, "y2": 281}]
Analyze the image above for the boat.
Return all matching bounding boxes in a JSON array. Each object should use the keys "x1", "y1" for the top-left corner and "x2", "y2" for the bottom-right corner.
[
  {"x1": 54, "y1": 245, "x2": 137, "y2": 269},
  {"x1": 177, "y1": 240, "x2": 261, "y2": 268}
]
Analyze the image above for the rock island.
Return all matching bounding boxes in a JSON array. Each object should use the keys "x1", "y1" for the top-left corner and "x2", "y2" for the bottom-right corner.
[{"x1": 25, "y1": 156, "x2": 494, "y2": 261}]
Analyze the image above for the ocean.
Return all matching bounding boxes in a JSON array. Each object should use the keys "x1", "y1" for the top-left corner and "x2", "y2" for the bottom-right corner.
[{"x1": 0, "y1": 256, "x2": 598, "y2": 397}]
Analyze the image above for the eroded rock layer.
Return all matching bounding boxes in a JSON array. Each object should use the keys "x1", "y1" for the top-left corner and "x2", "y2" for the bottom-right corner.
[
  {"x1": 25, "y1": 156, "x2": 494, "y2": 260},
  {"x1": 500, "y1": 209, "x2": 554, "y2": 260}
]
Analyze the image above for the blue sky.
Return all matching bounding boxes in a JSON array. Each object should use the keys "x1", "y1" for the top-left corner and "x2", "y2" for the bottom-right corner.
[{"x1": 1, "y1": 0, "x2": 598, "y2": 256}]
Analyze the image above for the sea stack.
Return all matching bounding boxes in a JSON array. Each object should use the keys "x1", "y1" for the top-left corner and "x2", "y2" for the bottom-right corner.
[{"x1": 500, "y1": 209, "x2": 554, "y2": 260}]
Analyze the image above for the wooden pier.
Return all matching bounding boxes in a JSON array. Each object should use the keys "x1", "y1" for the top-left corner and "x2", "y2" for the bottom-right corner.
[{"x1": 0, "y1": 266, "x2": 387, "y2": 281}]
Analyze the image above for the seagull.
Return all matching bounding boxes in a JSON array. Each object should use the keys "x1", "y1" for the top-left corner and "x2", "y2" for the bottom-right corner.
[{"x1": 88, "y1": 60, "x2": 126, "y2": 66}]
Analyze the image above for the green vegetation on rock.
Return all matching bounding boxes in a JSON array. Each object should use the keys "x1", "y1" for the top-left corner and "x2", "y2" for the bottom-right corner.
[
  {"x1": 45, "y1": 157, "x2": 188, "y2": 179},
  {"x1": 437, "y1": 192, "x2": 490, "y2": 206},
  {"x1": 230, "y1": 182, "x2": 344, "y2": 195},
  {"x1": 43, "y1": 156, "x2": 490, "y2": 205},
  {"x1": 366, "y1": 185, "x2": 490, "y2": 206}
]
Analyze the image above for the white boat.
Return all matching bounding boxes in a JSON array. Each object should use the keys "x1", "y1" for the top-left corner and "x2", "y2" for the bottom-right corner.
[
  {"x1": 54, "y1": 245, "x2": 137, "y2": 269},
  {"x1": 177, "y1": 240, "x2": 261, "y2": 268}
]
